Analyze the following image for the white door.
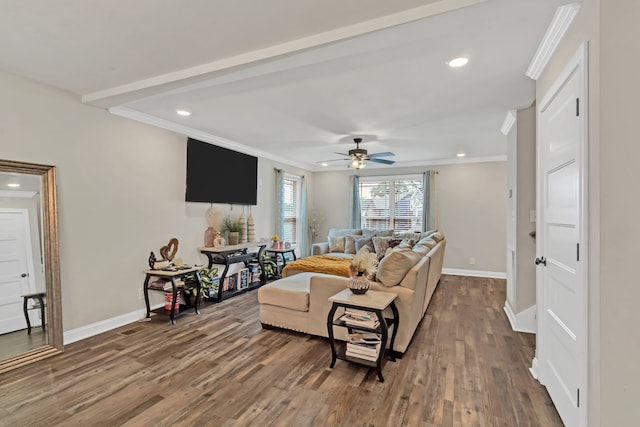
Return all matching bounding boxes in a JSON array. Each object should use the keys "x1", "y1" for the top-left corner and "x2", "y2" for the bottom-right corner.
[
  {"x1": 536, "y1": 44, "x2": 588, "y2": 427},
  {"x1": 0, "y1": 209, "x2": 36, "y2": 334}
]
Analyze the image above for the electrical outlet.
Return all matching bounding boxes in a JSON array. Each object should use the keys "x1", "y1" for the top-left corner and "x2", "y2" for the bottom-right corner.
[{"x1": 469, "y1": 257, "x2": 476, "y2": 265}]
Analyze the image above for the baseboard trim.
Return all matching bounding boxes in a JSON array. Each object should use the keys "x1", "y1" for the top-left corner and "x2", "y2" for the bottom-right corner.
[
  {"x1": 530, "y1": 357, "x2": 539, "y2": 380},
  {"x1": 63, "y1": 303, "x2": 163, "y2": 345},
  {"x1": 503, "y1": 303, "x2": 537, "y2": 334},
  {"x1": 442, "y1": 268, "x2": 506, "y2": 279}
]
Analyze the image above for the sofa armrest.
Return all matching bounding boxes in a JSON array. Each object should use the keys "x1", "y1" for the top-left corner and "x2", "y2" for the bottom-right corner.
[{"x1": 312, "y1": 242, "x2": 329, "y2": 255}]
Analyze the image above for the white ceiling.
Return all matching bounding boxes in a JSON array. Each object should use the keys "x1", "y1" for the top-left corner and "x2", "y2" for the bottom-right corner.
[{"x1": 0, "y1": 0, "x2": 568, "y2": 171}]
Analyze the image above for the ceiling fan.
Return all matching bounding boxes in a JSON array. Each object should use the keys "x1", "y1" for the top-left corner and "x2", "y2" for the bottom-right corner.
[{"x1": 320, "y1": 138, "x2": 395, "y2": 169}]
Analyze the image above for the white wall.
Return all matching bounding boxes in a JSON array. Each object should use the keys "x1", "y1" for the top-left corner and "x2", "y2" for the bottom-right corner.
[
  {"x1": 0, "y1": 69, "x2": 307, "y2": 331},
  {"x1": 313, "y1": 161, "x2": 507, "y2": 274}
]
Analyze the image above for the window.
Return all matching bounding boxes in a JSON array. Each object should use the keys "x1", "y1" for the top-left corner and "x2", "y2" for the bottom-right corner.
[
  {"x1": 282, "y1": 174, "x2": 301, "y2": 244},
  {"x1": 359, "y1": 175, "x2": 424, "y2": 231}
]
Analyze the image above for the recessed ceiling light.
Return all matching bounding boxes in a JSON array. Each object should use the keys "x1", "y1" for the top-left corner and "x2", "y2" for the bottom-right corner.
[
  {"x1": 7, "y1": 183, "x2": 20, "y2": 188},
  {"x1": 457, "y1": 152, "x2": 466, "y2": 158},
  {"x1": 176, "y1": 110, "x2": 191, "y2": 116},
  {"x1": 321, "y1": 163, "x2": 328, "y2": 167},
  {"x1": 448, "y1": 57, "x2": 469, "y2": 68}
]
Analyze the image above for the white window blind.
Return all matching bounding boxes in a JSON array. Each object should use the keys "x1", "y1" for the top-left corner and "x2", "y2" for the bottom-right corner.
[
  {"x1": 359, "y1": 175, "x2": 424, "y2": 231},
  {"x1": 282, "y1": 176, "x2": 300, "y2": 244}
]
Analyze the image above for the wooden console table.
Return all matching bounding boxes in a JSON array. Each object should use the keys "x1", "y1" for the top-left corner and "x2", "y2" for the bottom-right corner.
[
  {"x1": 143, "y1": 266, "x2": 203, "y2": 325},
  {"x1": 199, "y1": 242, "x2": 267, "y2": 303}
]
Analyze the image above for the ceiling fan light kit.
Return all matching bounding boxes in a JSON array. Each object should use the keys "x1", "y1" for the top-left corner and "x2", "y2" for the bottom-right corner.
[{"x1": 320, "y1": 137, "x2": 396, "y2": 169}]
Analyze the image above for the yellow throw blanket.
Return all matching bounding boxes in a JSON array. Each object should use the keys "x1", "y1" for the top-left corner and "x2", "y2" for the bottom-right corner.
[{"x1": 282, "y1": 256, "x2": 352, "y2": 278}]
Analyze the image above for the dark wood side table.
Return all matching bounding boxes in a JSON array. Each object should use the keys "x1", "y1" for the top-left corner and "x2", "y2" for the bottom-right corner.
[
  {"x1": 327, "y1": 289, "x2": 399, "y2": 382},
  {"x1": 263, "y1": 246, "x2": 297, "y2": 278},
  {"x1": 22, "y1": 292, "x2": 46, "y2": 334},
  {"x1": 143, "y1": 266, "x2": 203, "y2": 325}
]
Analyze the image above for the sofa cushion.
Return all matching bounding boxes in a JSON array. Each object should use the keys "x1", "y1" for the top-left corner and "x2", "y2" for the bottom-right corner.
[
  {"x1": 257, "y1": 274, "x2": 312, "y2": 312},
  {"x1": 362, "y1": 229, "x2": 394, "y2": 238},
  {"x1": 376, "y1": 248, "x2": 422, "y2": 287},
  {"x1": 327, "y1": 228, "x2": 362, "y2": 243},
  {"x1": 432, "y1": 231, "x2": 445, "y2": 242},
  {"x1": 329, "y1": 236, "x2": 345, "y2": 252},
  {"x1": 344, "y1": 234, "x2": 361, "y2": 254},
  {"x1": 355, "y1": 237, "x2": 374, "y2": 253},
  {"x1": 372, "y1": 236, "x2": 402, "y2": 259}
]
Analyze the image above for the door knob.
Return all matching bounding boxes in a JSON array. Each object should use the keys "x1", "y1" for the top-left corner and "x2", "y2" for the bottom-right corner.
[
  {"x1": 21, "y1": 273, "x2": 28, "y2": 277},
  {"x1": 535, "y1": 257, "x2": 547, "y2": 266}
]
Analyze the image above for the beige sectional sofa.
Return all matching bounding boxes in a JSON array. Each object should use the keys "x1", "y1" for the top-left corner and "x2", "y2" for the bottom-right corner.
[{"x1": 257, "y1": 229, "x2": 446, "y2": 354}]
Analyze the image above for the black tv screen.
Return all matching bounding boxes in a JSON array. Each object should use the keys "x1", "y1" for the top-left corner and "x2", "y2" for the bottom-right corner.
[{"x1": 185, "y1": 138, "x2": 258, "y2": 205}]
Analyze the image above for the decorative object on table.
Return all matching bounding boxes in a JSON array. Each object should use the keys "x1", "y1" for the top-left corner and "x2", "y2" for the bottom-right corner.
[
  {"x1": 148, "y1": 251, "x2": 157, "y2": 269},
  {"x1": 271, "y1": 234, "x2": 280, "y2": 249},
  {"x1": 347, "y1": 275, "x2": 370, "y2": 294},
  {"x1": 223, "y1": 215, "x2": 242, "y2": 245},
  {"x1": 278, "y1": 241, "x2": 284, "y2": 250},
  {"x1": 153, "y1": 260, "x2": 171, "y2": 270},
  {"x1": 347, "y1": 247, "x2": 379, "y2": 294},
  {"x1": 239, "y1": 212, "x2": 247, "y2": 243},
  {"x1": 173, "y1": 257, "x2": 183, "y2": 267},
  {"x1": 160, "y1": 238, "x2": 179, "y2": 261},
  {"x1": 284, "y1": 241, "x2": 291, "y2": 249},
  {"x1": 247, "y1": 211, "x2": 255, "y2": 242},
  {"x1": 204, "y1": 227, "x2": 216, "y2": 247},
  {"x1": 213, "y1": 231, "x2": 226, "y2": 248}
]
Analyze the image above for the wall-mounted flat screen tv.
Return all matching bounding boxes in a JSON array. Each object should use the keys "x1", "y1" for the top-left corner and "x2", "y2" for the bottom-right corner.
[{"x1": 185, "y1": 138, "x2": 258, "y2": 205}]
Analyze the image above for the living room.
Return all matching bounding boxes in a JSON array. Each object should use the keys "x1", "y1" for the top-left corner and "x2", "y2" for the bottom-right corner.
[{"x1": 2, "y1": 0, "x2": 639, "y2": 426}]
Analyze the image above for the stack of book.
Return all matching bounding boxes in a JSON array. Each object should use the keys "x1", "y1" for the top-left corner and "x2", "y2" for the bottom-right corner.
[
  {"x1": 339, "y1": 308, "x2": 380, "y2": 329},
  {"x1": 345, "y1": 332, "x2": 382, "y2": 362}
]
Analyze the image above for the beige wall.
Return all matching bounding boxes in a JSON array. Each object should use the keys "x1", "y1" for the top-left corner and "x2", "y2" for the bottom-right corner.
[
  {"x1": 313, "y1": 161, "x2": 507, "y2": 274},
  {"x1": 599, "y1": 1, "x2": 640, "y2": 425},
  {"x1": 0, "y1": 69, "x2": 304, "y2": 331},
  {"x1": 505, "y1": 106, "x2": 537, "y2": 315}
]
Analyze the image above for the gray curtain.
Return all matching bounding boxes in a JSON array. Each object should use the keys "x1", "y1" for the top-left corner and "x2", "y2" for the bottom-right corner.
[
  {"x1": 274, "y1": 168, "x2": 284, "y2": 239},
  {"x1": 423, "y1": 170, "x2": 437, "y2": 231},
  {"x1": 347, "y1": 175, "x2": 361, "y2": 229},
  {"x1": 299, "y1": 176, "x2": 309, "y2": 257}
]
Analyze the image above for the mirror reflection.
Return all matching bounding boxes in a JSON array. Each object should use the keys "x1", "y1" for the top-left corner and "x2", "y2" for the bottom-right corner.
[{"x1": 0, "y1": 170, "x2": 48, "y2": 360}]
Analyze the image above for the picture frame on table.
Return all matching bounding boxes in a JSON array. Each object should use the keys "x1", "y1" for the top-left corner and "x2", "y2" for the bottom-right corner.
[{"x1": 239, "y1": 268, "x2": 249, "y2": 289}]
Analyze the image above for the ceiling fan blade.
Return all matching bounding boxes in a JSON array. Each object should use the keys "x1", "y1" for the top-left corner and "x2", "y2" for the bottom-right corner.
[
  {"x1": 368, "y1": 152, "x2": 395, "y2": 158},
  {"x1": 333, "y1": 152, "x2": 350, "y2": 157},
  {"x1": 369, "y1": 158, "x2": 395, "y2": 165}
]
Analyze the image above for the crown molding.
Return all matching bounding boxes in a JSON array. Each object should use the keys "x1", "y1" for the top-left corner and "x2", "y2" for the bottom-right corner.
[
  {"x1": 108, "y1": 107, "x2": 312, "y2": 171},
  {"x1": 526, "y1": 2, "x2": 581, "y2": 80},
  {"x1": 500, "y1": 110, "x2": 517, "y2": 135},
  {"x1": 312, "y1": 155, "x2": 507, "y2": 172}
]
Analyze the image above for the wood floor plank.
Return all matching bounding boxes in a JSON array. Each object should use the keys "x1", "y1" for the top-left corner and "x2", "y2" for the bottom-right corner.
[{"x1": 0, "y1": 276, "x2": 563, "y2": 426}]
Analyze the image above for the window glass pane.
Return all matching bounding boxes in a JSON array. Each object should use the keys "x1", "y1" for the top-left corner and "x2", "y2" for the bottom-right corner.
[
  {"x1": 283, "y1": 177, "x2": 298, "y2": 244},
  {"x1": 359, "y1": 175, "x2": 424, "y2": 231}
]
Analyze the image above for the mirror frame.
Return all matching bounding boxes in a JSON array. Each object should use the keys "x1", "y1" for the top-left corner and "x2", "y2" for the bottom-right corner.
[{"x1": 0, "y1": 159, "x2": 63, "y2": 373}]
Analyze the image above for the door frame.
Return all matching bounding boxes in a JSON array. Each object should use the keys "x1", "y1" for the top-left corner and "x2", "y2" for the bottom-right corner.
[{"x1": 535, "y1": 42, "x2": 589, "y2": 426}]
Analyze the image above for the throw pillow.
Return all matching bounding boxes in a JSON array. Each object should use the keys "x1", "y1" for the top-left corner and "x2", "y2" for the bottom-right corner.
[
  {"x1": 432, "y1": 231, "x2": 445, "y2": 242},
  {"x1": 372, "y1": 236, "x2": 391, "y2": 259},
  {"x1": 344, "y1": 234, "x2": 362, "y2": 254},
  {"x1": 354, "y1": 237, "x2": 374, "y2": 253},
  {"x1": 329, "y1": 236, "x2": 346, "y2": 253},
  {"x1": 398, "y1": 239, "x2": 416, "y2": 249},
  {"x1": 376, "y1": 248, "x2": 422, "y2": 287}
]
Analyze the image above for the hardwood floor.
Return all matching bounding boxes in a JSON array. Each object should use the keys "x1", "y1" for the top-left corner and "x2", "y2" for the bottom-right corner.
[
  {"x1": 0, "y1": 328, "x2": 47, "y2": 361},
  {"x1": 0, "y1": 275, "x2": 563, "y2": 426}
]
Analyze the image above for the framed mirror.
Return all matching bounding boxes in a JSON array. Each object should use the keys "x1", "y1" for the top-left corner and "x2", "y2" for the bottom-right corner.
[{"x1": 0, "y1": 159, "x2": 63, "y2": 373}]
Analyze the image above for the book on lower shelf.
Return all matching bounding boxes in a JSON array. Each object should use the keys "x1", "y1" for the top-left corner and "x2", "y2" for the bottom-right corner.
[
  {"x1": 345, "y1": 350, "x2": 379, "y2": 362},
  {"x1": 339, "y1": 313, "x2": 380, "y2": 329}
]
